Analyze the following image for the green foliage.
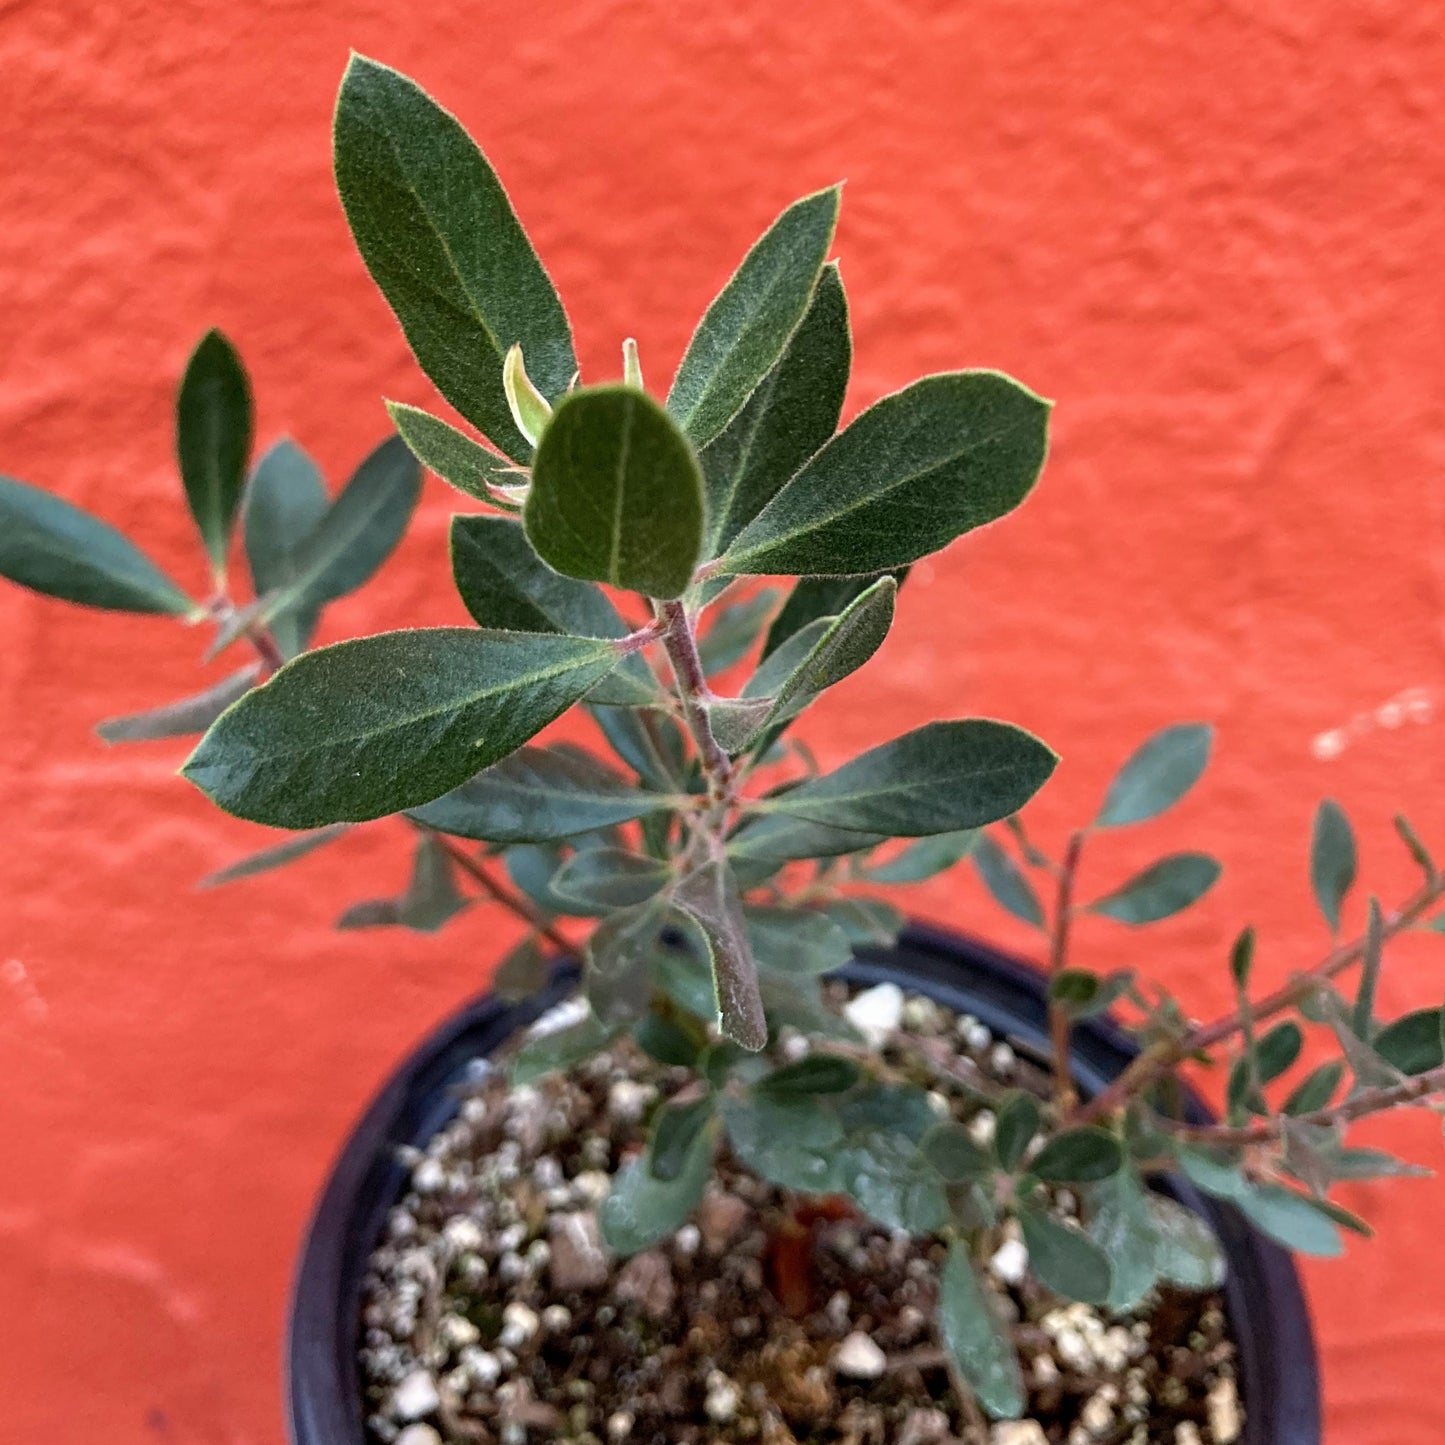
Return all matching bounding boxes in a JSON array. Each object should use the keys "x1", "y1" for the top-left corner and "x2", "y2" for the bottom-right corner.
[
  {"x1": 1311, "y1": 798, "x2": 1357, "y2": 934},
  {"x1": 525, "y1": 386, "x2": 705, "y2": 599},
  {"x1": 550, "y1": 847, "x2": 672, "y2": 910},
  {"x1": 938, "y1": 1240, "x2": 1024, "y2": 1420},
  {"x1": 199, "y1": 823, "x2": 352, "y2": 887},
  {"x1": 1030, "y1": 1127, "x2": 1124, "y2": 1183},
  {"x1": 720, "y1": 372, "x2": 1050, "y2": 577},
  {"x1": 994, "y1": 1091, "x2": 1042, "y2": 1172},
  {"x1": 337, "y1": 834, "x2": 468, "y2": 932},
  {"x1": 699, "y1": 263, "x2": 850, "y2": 554},
  {"x1": 973, "y1": 831, "x2": 1045, "y2": 928},
  {"x1": 97, "y1": 666, "x2": 261, "y2": 744},
  {"x1": 1094, "y1": 723, "x2": 1212, "y2": 829},
  {"x1": 858, "y1": 830, "x2": 978, "y2": 884},
  {"x1": 387, "y1": 401, "x2": 516, "y2": 504},
  {"x1": 673, "y1": 860, "x2": 767, "y2": 1051},
  {"x1": 243, "y1": 440, "x2": 329, "y2": 656},
  {"x1": 0, "y1": 475, "x2": 195, "y2": 616},
  {"x1": 601, "y1": 1110, "x2": 716, "y2": 1255},
  {"x1": 183, "y1": 629, "x2": 620, "y2": 826},
  {"x1": 334, "y1": 55, "x2": 574, "y2": 461},
  {"x1": 1018, "y1": 1205, "x2": 1113, "y2": 1304},
  {"x1": 744, "y1": 905, "x2": 854, "y2": 977},
  {"x1": 667, "y1": 187, "x2": 840, "y2": 448},
  {"x1": 1088, "y1": 852, "x2": 1221, "y2": 925},
  {"x1": 177, "y1": 329, "x2": 253, "y2": 579}
]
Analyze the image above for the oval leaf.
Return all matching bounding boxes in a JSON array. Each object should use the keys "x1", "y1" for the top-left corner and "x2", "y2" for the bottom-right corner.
[
  {"x1": 699, "y1": 261, "x2": 850, "y2": 554},
  {"x1": 674, "y1": 860, "x2": 767, "y2": 1051},
  {"x1": 972, "y1": 831, "x2": 1045, "y2": 929},
  {"x1": 667, "y1": 187, "x2": 840, "y2": 448},
  {"x1": 1089, "y1": 852, "x2": 1221, "y2": 926},
  {"x1": 761, "y1": 720, "x2": 1057, "y2": 838},
  {"x1": 1030, "y1": 1127, "x2": 1125, "y2": 1184},
  {"x1": 1019, "y1": 1206, "x2": 1114, "y2": 1304},
  {"x1": 0, "y1": 474, "x2": 194, "y2": 616},
  {"x1": 744, "y1": 905, "x2": 854, "y2": 977},
  {"x1": 183, "y1": 628, "x2": 620, "y2": 827},
  {"x1": 176, "y1": 328, "x2": 253, "y2": 577},
  {"x1": 525, "y1": 386, "x2": 704, "y2": 599},
  {"x1": 552, "y1": 847, "x2": 672, "y2": 910},
  {"x1": 1311, "y1": 798, "x2": 1357, "y2": 934},
  {"x1": 720, "y1": 371, "x2": 1049, "y2": 577},
  {"x1": 387, "y1": 401, "x2": 516, "y2": 503},
  {"x1": 1094, "y1": 723, "x2": 1213, "y2": 829},
  {"x1": 243, "y1": 439, "x2": 330, "y2": 656},
  {"x1": 937, "y1": 1240, "x2": 1025, "y2": 1420},
  {"x1": 334, "y1": 56, "x2": 575, "y2": 460},
  {"x1": 98, "y1": 665, "x2": 261, "y2": 744}
]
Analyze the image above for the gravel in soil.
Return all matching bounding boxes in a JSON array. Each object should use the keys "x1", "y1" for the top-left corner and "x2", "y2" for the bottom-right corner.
[{"x1": 359, "y1": 988, "x2": 1242, "y2": 1445}]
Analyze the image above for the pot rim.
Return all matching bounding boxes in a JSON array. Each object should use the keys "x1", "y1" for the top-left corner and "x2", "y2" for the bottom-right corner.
[{"x1": 286, "y1": 919, "x2": 1321, "y2": 1445}]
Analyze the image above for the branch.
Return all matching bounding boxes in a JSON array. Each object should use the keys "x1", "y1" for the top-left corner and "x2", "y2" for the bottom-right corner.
[
  {"x1": 1047, "y1": 831, "x2": 1083, "y2": 1113},
  {"x1": 656, "y1": 599, "x2": 734, "y2": 809},
  {"x1": 1160, "y1": 1060, "x2": 1445, "y2": 1147},
  {"x1": 1073, "y1": 873, "x2": 1445, "y2": 1126}
]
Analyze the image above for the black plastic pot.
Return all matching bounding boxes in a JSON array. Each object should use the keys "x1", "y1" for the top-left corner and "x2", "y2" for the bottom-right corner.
[{"x1": 287, "y1": 923, "x2": 1321, "y2": 1444}]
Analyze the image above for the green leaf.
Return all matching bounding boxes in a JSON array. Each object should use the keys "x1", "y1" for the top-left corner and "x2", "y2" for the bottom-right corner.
[
  {"x1": 1094, "y1": 723, "x2": 1212, "y2": 829},
  {"x1": 673, "y1": 860, "x2": 767, "y2": 1051},
  {"x1": 601, "y1": 1110, "x2": 715, "y2": 1256},
  {"x1": 1019, "y1": 1206, "x2": 1113, "y2": 1304},
  {"x1": 1353, "y1": 897, "x2": 1384, "y2": 1039},
  {"x1": 1233, "y1": 1183, "x2": 1344, "y2": 1257},
  {"x1": 510, "y1": 1007, "x2": 615, "y2": 1087},
  {"x1": 591, "y1": 704, "x2": 689, "y2": 788},
  {"x1": 761, "y1": 574, "x2": 903, "y2": 661},
  {"x1": 492, "y1": 934, "x2": 551, "y2": 1002},
  {"x1": 1245, "y1": 1020, "x2": 1304, "y2": 1086},
  {"x1": 1030, "y1": 1127, "x2": 1125, "y2": 1183},
  {"x1": 97, "y1": 665, "x2": 261, "y2": 744},
  {"x1": 1394, "y1": 814, "x2": 1436, "y2": 882},
  {"x1": 333, "y1": 56, "x2": 575, "y2": 461},
  {"x1": 1088, "y1": 852, "x2": 1222, "y2": 925},
  {"x1": 697, "y1": 589, "x2": 780, "y2": 675},
  {"x1": 859, "y1": 830, "x2": 978, "y2": 884},
  {"x1": 449, "y1": 515, "x2": 654, "y2": 707},
  {"x1": 740, "y1": 576, "x2": 897, "y2": 745},
  {"x1": 256, "y1": 435, "x2": 422, "y2": 624},
  {"x1": 972, "y1": 832, "x2": 1046, "y2": 929},
  {"x1": 198, "y1": 823, "x2": 352, "y2": 887},
  {"x1": 994, "y1": 1091, "x2": 1042, "y2": 1172},
  {"x1": 176, "y1": 328, "x2": 253, "y2": 577},
  {"x1": 585, "y1": 902, "x2": 664, "y2": 1025},
  {"x1": 1177, "y1": 1148, "x2": 1248, "y2": 1201},
  {"x1": 919, "y1": 1122, "x2": 993, "y2": 1183},
  {"x1": 744, "y1": 905, "x2": 854, "y2": 977},
  {"x1": 1311, "y1": 799, "x2": 1356, "y2": 934},
  {"x1": 727, "y1": 813, "x2": 890, "y2": 871},
  {"x1": 837, "y1": 1082, "x2": 938, "y2": 1142},
  {"x1": 1082, "y1": 1170, "x2": 1159, "y2": 1309},
  {"x1": 506, "y1": 842, "x2": 593, "y2": 918},
  {"x1": 699, "y1": 262, "x2": 850, "y2": 554},
  {"x1": 386, "y1": 401, "x2": 516, "y2": 503},
  {"x1": 720, "y1": 371, "x2": 1050, "y2": 577},
  {"x1": 398, "y1": 834, "x2": 468, "y2": 931},
  {"x1": 1230, "y1": 926, "x2": 1255, "y2": 990},
  {"x1": 243, "y1": 440, "x2": 329, "y2": 657},
  {"x1": 553, "y1": 847, "x2": 671, "y2": 910},
  {"x1": 409, "y1": 745, "x2": 675, "y2": 844},
  {"x1": 937, "y1": 1240, "x2": 1024, "y2": 1420},
  {"x1": 758, "y1": 1054, "x2": 861, "y2": 1098},
  {"x1": 1282, "y1": 1060, "x2": 1345, "y2": 1116},
  {"x1": 525, "y1": 386, "x2": 704, "y2": 599},
  {"x1": 667, "y1": 187, "x2": 840, "y2": 448},
  {"x1": 707, "y1": 696, "x2": 777, "y2": 754},
  {"x1": 0, "y1": 474, "x2": 195, "y2": 616},
  {"x1": 1144, "y1": 1193, "x2": 1227, "y2": 1291},
  {"x1": 838, "y1": 1129, "x2": 950, "y2": 1233},
  {"x1": 760, "y1": 975, "x2": 863, "y2": 1046},
  {"x1": 759, "y1": 720, "x2": 1057, "y2": 837},
  {"x1": 649, "y1": 1097, "x2": 715, "y2": 1182},
  {"x1": 1373, "y1": 1008, "x2": 1445, "y2": 1075},
  {"x1": 822, "y1": 897, "x2": 905, "y2": 949},
  {"x1": 632, "y1": 1011, "x2": 703, "y2": 1068},
  {"x1": 721, "y1": 1092, "x2": 845, "y2": 1193},
  {"x1": 1047, "y1": 968, "x2": 1134, "y2": 1022},
  {"x1": 183, "y1": 628, "x2": 620, "y2": 827}
]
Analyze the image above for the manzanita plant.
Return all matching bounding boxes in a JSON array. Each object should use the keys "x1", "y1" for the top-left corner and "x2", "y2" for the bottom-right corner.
[{"x1": 5, "y1": 53, "x2": 1445, "y2": 1424}]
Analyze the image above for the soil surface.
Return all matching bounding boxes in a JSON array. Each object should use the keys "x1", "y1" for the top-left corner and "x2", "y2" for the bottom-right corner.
[{"x1": 359, "y1": 987, "x2": 1241, "y2": 1445}]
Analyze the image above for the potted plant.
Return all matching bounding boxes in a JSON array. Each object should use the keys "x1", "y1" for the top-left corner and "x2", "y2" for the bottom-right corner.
[{"x1": 4, "y1": 51, "x2": 1443, "y2": 1445}]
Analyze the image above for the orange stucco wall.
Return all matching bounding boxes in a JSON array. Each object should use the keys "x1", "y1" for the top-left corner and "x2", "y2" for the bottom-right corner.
[{"x1": 3, "y1": 3, "x2": 1445, "y2": 1440}]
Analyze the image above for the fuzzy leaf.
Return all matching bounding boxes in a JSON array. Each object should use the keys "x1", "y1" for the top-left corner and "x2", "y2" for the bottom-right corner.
[
  {"x1": 721, "y1": 1092, "x2": 845, "y2": 1194},
  {"x1": 97, "y1": 666, "x2": 261, "y2": 744},
  {"x1": 585, "y1": 902, "x2": 664, "y2": 1025},
  {"x1": 649, "y1": 1097, "x2": 715, "y2": 1182},
  {"x1": 491, "y1": 935, "x2": 551, "y2": 1002},
  {"x1": 1030, "y1": 1127, "x2": 1125, "y2": 1183},
  {"x1": 697, "y1": 589, "x2": 781, "y2": 675},
  {"x1": 720, "y1": 372, "x2": 1049, "y2": 577},
  {"x1": 938, "y1": 1240, "x2": 1025, "y2": 1420},
  {"x1": 1019, "y1": 1206, "x2": 1113, "y2": 1304},
  {"x1": 183, "y1": 628, "x2": 620, "y2": 827},
  {"x1": 243, "y1": 440, "x2": 329, "y2": 656},
  {"x1": 410, "y1": 745, "x2": 675, "y2": 844},
  {"x1": 525, "y1": 386, "x2": 704, "y2": 599},
  {"x1": 668, "y1": 187, "x2": 840, "y2": 448},
  {"x1": 1311, "y1": 798, "x2": 1357, "y2": 934},
  {"x1": 758, "y1": 1054, "x2": 861, "y2": 1098},
  {"x1": 859, "y1": 830, "x2": 979, "y2": 884},
  {"x1": 1373, "y1": 1008, "x2": 1445, "y2": 1075},
  {"x1": 673, "y1": 860, "x2": 767, "y2": 1051},
  {"x1": 1144, "y1": 1193, "x2": 1227, "y2": 1291},
  {"x1": 334, "y1": 56, "x2": 575, "y2": 460},
  {"x1": 176, "y1": 329, "x2": 253, "y2": 576},
  {"x1": 1048, "y1": 968, "x2": 1134, "y2": 1022},
  {"x1": 601, "y1": 1109, "x2": 714, "y2": 1255},
  {"x1": 838, "y1": 1129, "x2": 950, "y2": 1233},
  {"x1": 398, "y1": 835, "x2": 468, "y2": 931},
  {"x1": 1233, "y1": 1183, "x2": 1344, "y2": 1257},
  {"x1": 387, "y1": 401, "x2": 516, "y2": 503},
  {"x1": 699, "y1": 262, "x2": 850, "y2": 553},
  {"x1": 552, "y1": 847, "x2": 671, "y2": 910},
  {"x1": 510, "y1": 1008, "x2": 615, "y2": 1087},
  {"x1": 761, "y1": 574, "x2": 902, "y2": 661},
  {"x1": 0, "y1": 475, "x2": 194, "y2": 616},
  {"x1": 727, "y1": 814, "x2": 890, "y2": 871},
  {"x1": 1282, "y1": 1060, "x2": 1345, "y2": 1116},
  {"x1": 1088, "y1": 853, "x2": 1221, "y2": 925},
  {"x1": 744, "y1": 905, "x2": 854, "y2": 977},
  {"x1": 759, "y1": 721, "x2": 1057, "y2": 837},
  {"x1": 994, "y1": 1091, "x2": 1042, "y2": 1172},
  {"x1": 1094, "y1": 723, "x2": 1212, "y2": 829},
  {"x1": 972, "y1": 831, "x2": 1046, "y2": 928},
  {"x1": 919, "y1": 1122, "x2": 994, "y2": 1182},
  {"x1": 198, "y1": 823, "x2": 352, "y2": 887}
]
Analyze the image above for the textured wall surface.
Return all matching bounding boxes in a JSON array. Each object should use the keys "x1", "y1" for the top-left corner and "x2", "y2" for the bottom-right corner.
[{"x1": 3, "y1": 1, "x2": 1444, "y2": 1440}]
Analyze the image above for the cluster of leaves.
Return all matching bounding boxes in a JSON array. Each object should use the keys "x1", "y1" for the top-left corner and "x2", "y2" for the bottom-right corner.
[{"x1": 6, "y1": 53, "x2": 1445, "y2": 1428}]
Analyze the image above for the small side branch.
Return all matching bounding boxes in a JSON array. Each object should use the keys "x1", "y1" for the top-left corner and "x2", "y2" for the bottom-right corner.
[{"x1": 1047, "y1": 831, "x2": 1084, "y2": 1113}]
